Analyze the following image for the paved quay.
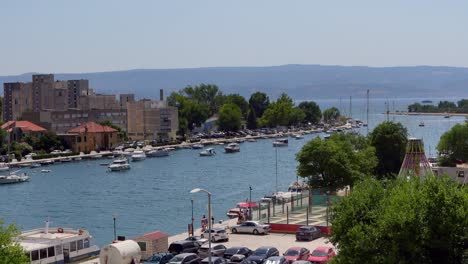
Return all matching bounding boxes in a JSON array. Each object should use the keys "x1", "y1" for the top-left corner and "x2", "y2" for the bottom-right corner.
[{"x1": 82, "y1": 218, "x2": 334, "y2": 264}]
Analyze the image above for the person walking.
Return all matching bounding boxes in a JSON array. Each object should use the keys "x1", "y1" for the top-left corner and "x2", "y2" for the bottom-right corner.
[
  {"x1": 211, "y1": 216, "x2": 215, "y2": 226},
  {"x1": 201, "y1": 215, "x2": 207, "y2": 231}
]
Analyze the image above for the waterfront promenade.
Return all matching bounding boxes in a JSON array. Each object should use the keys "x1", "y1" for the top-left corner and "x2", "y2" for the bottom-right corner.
[{"x1": 389, "y1": 111, "x2": 468, "y2": 116}]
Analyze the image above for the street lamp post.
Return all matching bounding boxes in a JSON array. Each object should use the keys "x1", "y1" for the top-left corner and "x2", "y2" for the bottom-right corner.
[
  {"x1": 190, "y1": 188, "x2": 212, "y2": 264},
  {"x1": 249, "y1": 185, "x2": 252, "y2": 220},
  {"x1": 112, "y1": 214, "x2": 117, "y2": 241},
  {"x1": 191, "y1": 198, "x2": 194, "y2": 236}
]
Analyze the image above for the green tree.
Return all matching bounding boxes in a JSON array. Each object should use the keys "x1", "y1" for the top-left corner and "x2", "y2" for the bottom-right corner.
[
  {"x1": 296, "y1": 133, "x2": 377, "y2": 191},
  {"x1": 168, "y1": 92, "x2": 210, "y2": 135},
  {"x1": 323, "y1": 107, "x2": 340, "y2": 122},
  {"x1": 99, "y1": 120, "x2": 128, "y2": 141},
  {"x1": 0, "y1": 219, "x2": 29, "y2": 264},
  {"x1": 438, "y1": 100, "x2": 457, "y2": 112},
  {"x1": 330, "y1": 176, "x2": 468, "y2": 263},
  {"x1": 258, "y1": 93, "x2": 295, "y2": 127},
  {"x1": 223, "y1": 94, "x2": 249, "y2": 119},
  {"x1": 248, "y1": 92, "x2": 270, "y2": 118},
  {"x1": 217, "y1": 103, "x2": 242, "y2": 132},
  {"x1": 182, "y1": 84, "x2": 223, "y2": 115},
  {"x1": 35, "y1": 131, "x2": 65, "y2": 152},
  {"x1": 298, "y1": 101, "x2": 322, "y2": 124},
  {"x1": 437, "y1": 122, "x2": 468, "y2": 166},
  {"x1": 369, "y1": 122, "x2": 408, "y2": 179},
  {"x1": 246, "y1": 106, "x2": 257, "y2": 129},
  {"x1": 0, "y1": 128, "x2": 7, "y2": 148},
  {"x1": 289, "y1": 107, "x2": 306, "y2": 126}
]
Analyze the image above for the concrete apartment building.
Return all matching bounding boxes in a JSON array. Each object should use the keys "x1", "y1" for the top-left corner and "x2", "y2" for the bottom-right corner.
[
  {"x1": 3, "y1": 75, "x2": 179, "y2": 140},
  {"x1": 127, "y1": 93, "x2": 178, "y2": 141},
  {"x1": 3, "y1": 74, "x2": 131, "y2": 133}
]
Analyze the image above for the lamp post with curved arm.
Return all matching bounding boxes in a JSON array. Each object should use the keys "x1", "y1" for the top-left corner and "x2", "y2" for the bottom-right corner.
[{"x1": 190, "y1": 188, "x2": 212, "y2": 264}]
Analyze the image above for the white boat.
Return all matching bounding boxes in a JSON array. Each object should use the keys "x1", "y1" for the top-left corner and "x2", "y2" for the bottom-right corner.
[
  {"x1": 17, "y1": 220, "x2": 100, "y2": 264},
  {"x1": 108, "y1": 157, "x2": 131, "y2": 171},
  {"x1": 39, "y1": 160, "x2": 54, "y2": 166},
  {"x1": 0, "y1": 172, "x2": 30, "y2": 184},
  {"x1": 61, "y1": 158, "x2": 72, "y2": 162},
  {"x1": 131, "y1": 150, "x2": 146, "y2": 162},
  {"x1": 73, "y1": 157, "x2": 82, "y2": 161},
  {"x1": 200, "y1": 148, "x2": 216, "y2": 156},
  {"x1": 41, "y1": 169, "x2": 51, "y2": 173},
  {"x1": 294, "y1": 134, "x2": 304, "y2": 140},
  {"x1": 147, "y1": 149, "x2": 170, "y2": 158},
  {"x1": 192, "y1": 143, "x2": 204, "y2": 149},
  {"x1": 90, "y1": 151, "x2": 102, "y2": 159},
  {"x1": 246, "y1": 138, "x2": 257, "y2": 142},
  {"x1": 235, "y1": 138, "x2": 245, "y2": 143},
  {"x1": 273, "y1": 138, "x2": 288, "y2": 147},
  {"x1": 31, "y1": 163, "x2": 42, "y2": 168},
  {"x1": 0, "y1": 163, "x2": 10, "y2": 172},
  {"x1": 225, "y1": 143, "x2": 240, "y2": 153}
]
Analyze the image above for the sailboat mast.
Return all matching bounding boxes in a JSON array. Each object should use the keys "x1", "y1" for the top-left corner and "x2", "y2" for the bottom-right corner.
[
  {"x1": 366, "y1": 89, "x2": 369, "y2": 135},
  {"x1": 349, "y1": 96, "x2": 352, "y2": 119},
  {"x1": 275, "y1": 146, "x2": 278, "y2": 193}
]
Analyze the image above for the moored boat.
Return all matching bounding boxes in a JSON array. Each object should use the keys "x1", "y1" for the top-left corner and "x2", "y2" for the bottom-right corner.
[
  {"x1": 17, "y1": 220, "x2": 100, "y2": 264},
  {"x1": 108, "y1": 157, "x2": 131, "y2": 171},
  {"x1": 131, "y1": 150, "x2": 146, "y2": 162},
  {"x1": 273, "y1": 138, "x2": 288, "y2": 147},
  {"x1": 199, "y1": 148, "x2": 216, "y2": 157},
  {"x1": 224, "y1": 143, "x2": 240, "y2": 153},
  {"x1": 0, "y1": 172, "x2": 30, "y2": 185},
  {"x1": 147, "y1": 149, "x2": 170, "y2": 158},
  {"x1": 0, "y1": 162, "x2": 10, "y2": 172},
  {"x1": 192, "y1": 143, "x2": 204, "y2": 149}
]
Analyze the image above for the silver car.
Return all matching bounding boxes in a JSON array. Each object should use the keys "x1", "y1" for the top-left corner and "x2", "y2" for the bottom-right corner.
[{"x1": 231, "y1": 221, "x2": 270, "y2": 235}]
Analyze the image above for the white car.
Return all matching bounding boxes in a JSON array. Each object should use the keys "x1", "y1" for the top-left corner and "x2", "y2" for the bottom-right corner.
[
  {"x1": 231, "y1": 221, "x2": 270, "y2": 235},
  {"x1": 201, "y1": 228, "x2": 229, "y2": 242},
  {"x1": 51, "y1": 150, "x2": 62, "y2": 154}
]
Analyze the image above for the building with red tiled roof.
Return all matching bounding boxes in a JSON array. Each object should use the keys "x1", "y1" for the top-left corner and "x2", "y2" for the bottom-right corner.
[
  {"x1": 63, "y1": 122, "x2": 118, "y2": 152},
  {"x1": 133, "y1": 230, "x2": 169, "y2": 260},
  {"x1": 1, "y1": 120, "x2": 47, "y2": 143}
]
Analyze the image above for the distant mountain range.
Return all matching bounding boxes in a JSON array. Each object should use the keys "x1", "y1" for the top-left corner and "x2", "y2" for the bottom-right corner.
[{"x1": 1, "y1": 65, "x2": 468, "y2": 100}]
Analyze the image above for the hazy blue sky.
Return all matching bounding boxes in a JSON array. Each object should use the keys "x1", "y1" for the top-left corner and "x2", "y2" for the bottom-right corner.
[{"x1": 1, "y1": 0, "x2": 467, "y2": 75}]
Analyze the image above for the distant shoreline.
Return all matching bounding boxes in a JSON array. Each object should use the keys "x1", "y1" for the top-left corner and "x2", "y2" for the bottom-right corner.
[{"x1": 389, "y1": 112, "x2": 468, "y2": 117}]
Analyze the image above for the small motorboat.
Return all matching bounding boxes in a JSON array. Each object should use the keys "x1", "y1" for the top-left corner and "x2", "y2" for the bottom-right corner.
[
  {"x1": 90, "y1": 151, "x2": 103, "y2": 159},
  {"x1": 224, "y1": 143, "x2": 240, "y2": 153},
  {"x1": 273, "y1": 138, "x2": 288, "y2": 147},
  {"x1": 40, "y1": 169, "x2": 51, "y2": 173},
  {"x1": 0, "y1": 172, "x2": 30, "y2": 184},
  {"x1": 108, "y1": 157, "x2": 130, "y2": 171},
  {"x1": 0, "y1": 163, "x2": 10, "y2": 172},
  {"x1": 200, "y1": 148, "x2": 216, "y2": 157},
  {"x1": 39, "y1": 159, "x2": 54, "y2": 165},
  {"x1": 192, "y1": 144, "x2": 204, "y2": 149},
  {"x1": 30, "y1": 163, "x2": 41, "y2": 168},
  {"x1": 131, "y1": 150, "x2": 146, "y2": 162},
  {"x1": 419, "y1": 122, "x2": 425, "y2": 127},
  {"x1": 294, "y1": 134, "x2": 304, "y2": 140},
  {"x1": 61, "y1": 157, "x2": 72, "y2": 162},
  {"x1": 73, "y1": 157, "x2": 82, "y2": 161},
  {"x1": 147, "y1": 149, "x2": 170, "y2": 158}
]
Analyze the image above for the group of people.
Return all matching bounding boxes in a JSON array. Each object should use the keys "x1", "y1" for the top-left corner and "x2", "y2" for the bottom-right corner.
[
  {"x1": 200, "y1": 215, "x2": 215, "y2": 231},
  {"x1": 237, "y1": 208, "x2": 251, "y2": 223}
]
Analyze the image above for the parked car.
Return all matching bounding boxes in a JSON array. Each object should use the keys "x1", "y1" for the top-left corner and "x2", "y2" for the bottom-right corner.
[
  {"x1": 264, "y1": 256, "x2": 288, "y2": 264},
  {"x1": 201, "y1": 256, "x2": 227, "y2": 264},
  {"x1": 144, "y1": 253, "x2": 175, "y2": 264},
  {"x1": 283, "y1": 247, "x2": 310, "y2": 263},
  {"x1": 224, "y1": 247, "x2": 252, "y2": 260},
  {"x1": 198, "y1": 244, "x2": 227, "y2": 258},
  {"x1": 168, "y1": 253, "x2": 201, "y2": 264},
  {"x1": 231, "y1": 221, "x2": 270, "y2": 235},
  {"x1": 308, "y1": 247, "x2": 336, "y2": 264},
  {"x1": 246, "y1": 247, "x2": 279, "y2": 264},
  {"x1": 168, "y1": 240, "x2": 202, "y2": 255},
  {"x1": 51, "y1": 150, "x2": 62, "y2": 154},
  {"x1": 228, "y1": 254, "x2": 247, "y2": 264},
  {"x1": 201, "y1": 228, "x2": 229, "y2": 242},
  {"x1": 295, "y1": 226, "x2": 321, "y2": 241},
  {"x1": 291, "y1": 261, "x2": 311, "y2": 264},
  {"x1": 185, "y1": 236, "x2": 208, "y2": 244}
]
